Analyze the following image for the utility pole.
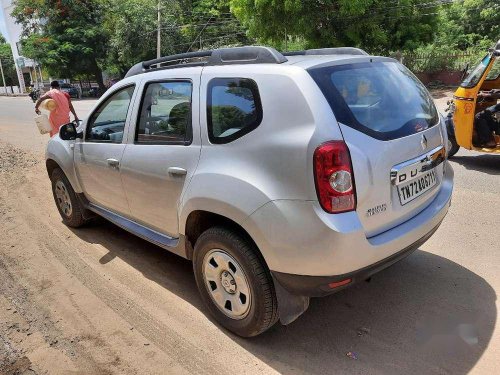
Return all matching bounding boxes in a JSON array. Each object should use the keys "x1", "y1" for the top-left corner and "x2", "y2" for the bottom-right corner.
[
  {"x1": 0, "y1": 58, "x2": 8, "y2": 96},
  {"x1": 157, "y1": 0, "x2": 161, "y2": 58}
]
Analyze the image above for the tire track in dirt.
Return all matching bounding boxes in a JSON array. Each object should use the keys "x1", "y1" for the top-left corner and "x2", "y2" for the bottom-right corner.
[
  {"x1": 0, "y1": 257, "x2": 115, "y2": 375},
  {"x1": 0, "y1": 145, "x2": 230, "y2": 375}
]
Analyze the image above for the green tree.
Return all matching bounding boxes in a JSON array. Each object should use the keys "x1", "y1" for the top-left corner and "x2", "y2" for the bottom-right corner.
[
  {"x1": 101, "y1": 0, "x2": 249, "y2": 75},
  {"x1": 229, "y1": 0, "x2": 439, "y2": 53},
  {"x1": 0, "y1": 34, "x2": 19, "y2": 87},
  {"x1": 437, "y1": 0, "x2": 499, "y2": 50},
  {"x1": 12, "y1": 0, "x2": 109, "y2": 90}
]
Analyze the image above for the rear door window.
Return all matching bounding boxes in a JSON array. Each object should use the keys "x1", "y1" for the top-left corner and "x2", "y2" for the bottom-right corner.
[
  {"x1": 136, "y1": 81, "x2": 193, "y2": 145},
  {"x1": 309, "y1": 61, "x2": 439, "y2": 140},
  {"x1": 207, "y1": 78, "x2": 263, "y2": 144}
]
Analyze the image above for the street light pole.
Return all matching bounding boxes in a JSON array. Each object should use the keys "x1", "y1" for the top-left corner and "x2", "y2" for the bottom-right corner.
[
  {"x1": 0, "y1": 58, "x2": 8, "y2": 96},
  {"x1": 157, "y1": 0, "x2": 161, "y2": 58}
]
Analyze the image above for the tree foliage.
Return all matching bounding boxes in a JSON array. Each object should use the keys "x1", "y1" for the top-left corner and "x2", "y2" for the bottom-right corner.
[
  {"x1": 12, "y1": 0, "x2": 108, "y2": 89},
  {"x1": 8, "y1": 0, "x2": 499, "y2": 81},
  {"x1": 229, "y1": 0, "x2": 440, "y2": 53},
  {"x1": 436, "y1": 0, "x2": 499, "y2": 50},
  {"x1": 100, "y1": 0, "x2": 248, "y2": 75}
]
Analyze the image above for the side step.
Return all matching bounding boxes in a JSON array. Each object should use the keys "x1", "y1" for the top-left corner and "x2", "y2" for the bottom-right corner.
[{"x1": 87, "y1": 203, "x2": 180, "y2": 250}]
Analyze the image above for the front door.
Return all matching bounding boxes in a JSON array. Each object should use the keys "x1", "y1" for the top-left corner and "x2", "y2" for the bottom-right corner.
[
  {"x1": 74, "y1": 84, "x2": 137, "y2": 216},
  {"x1": 120, "y1": 73, "x2": 202, "y2": 237}
]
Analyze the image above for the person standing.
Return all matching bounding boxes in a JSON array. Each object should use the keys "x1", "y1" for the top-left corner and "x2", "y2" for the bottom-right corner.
[{"x1": 35, "y1": 80, "x2": 79, "y2": 137}]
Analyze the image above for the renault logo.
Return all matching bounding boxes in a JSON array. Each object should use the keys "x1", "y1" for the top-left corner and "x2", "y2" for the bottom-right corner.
[{"x1": 421, "y1": 135, "x2": 428, "y2": 150}]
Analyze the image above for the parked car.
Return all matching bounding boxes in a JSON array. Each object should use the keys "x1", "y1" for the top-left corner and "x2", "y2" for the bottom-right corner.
[
  {"x1": 60, "y1": 83, "x2": 80, "y2": 99},
  {"x1": 46, "y1": 46, "x2": 454, "y2": 337}
]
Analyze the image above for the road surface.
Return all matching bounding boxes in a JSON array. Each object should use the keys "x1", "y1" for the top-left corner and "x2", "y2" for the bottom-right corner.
[{"x1": 0, "y1": 95, "x2": 498, "y2": 374}]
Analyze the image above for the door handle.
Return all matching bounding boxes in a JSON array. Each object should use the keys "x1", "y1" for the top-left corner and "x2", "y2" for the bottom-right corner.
[
  {"x1": 168, "y1": 167, "x2": 187, "y2": 176},
  {"x1": 106, "y1": 158, "x2": 120, "y2": 169}
]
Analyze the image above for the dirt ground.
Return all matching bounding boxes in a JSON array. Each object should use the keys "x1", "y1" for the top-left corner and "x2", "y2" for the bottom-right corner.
[{"x1": 0, "y1": 93, "x2": 499, "y2": 375}]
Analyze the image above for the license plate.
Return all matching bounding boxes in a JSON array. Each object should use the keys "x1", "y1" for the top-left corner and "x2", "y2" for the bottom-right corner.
[{"x1": 397, "y1": 169, "x2": 437, "y2": 205}]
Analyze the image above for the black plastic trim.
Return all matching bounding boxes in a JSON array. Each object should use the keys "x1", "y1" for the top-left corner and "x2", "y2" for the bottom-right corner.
[
  {"x1": 453, "y1": 95, "x2": 475, "y2": 102},
  {"x1": 283, "y1": 47, "x2": 368, "y2": 56},
  {"x1": 86, "y1": 203, "x2": 189, "y2": 259},
  {"x1": 272, "y1": 221, "x2": 442, "y2": 297},
  {"x1": 125, "y1": 46, "x2": 287, "y2": 77}
]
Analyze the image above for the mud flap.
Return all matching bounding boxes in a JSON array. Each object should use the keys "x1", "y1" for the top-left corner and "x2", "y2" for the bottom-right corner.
[
  {"x1": 76, "y1": 193, "x2": 97, "y2": 221},
  {"x1": 272, "y1": 275, "x2": 310, "y2": 325}
]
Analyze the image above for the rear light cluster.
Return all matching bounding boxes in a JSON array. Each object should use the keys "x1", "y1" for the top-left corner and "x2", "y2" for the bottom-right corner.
[{"x1": 313, "y1": 141, "x2": 356, "y2": 213}]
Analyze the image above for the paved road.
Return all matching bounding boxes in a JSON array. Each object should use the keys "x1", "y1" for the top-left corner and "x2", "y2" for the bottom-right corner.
[{"x1": 0, "y1": 95, "x2": 498, "y2": 374}]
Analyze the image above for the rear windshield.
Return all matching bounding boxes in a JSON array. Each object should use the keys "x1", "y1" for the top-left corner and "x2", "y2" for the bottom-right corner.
[{"x1": 309, "y1": 61, "x2": 439, "y2": 140}]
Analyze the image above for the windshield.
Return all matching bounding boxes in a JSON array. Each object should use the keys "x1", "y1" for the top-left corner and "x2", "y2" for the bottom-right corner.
[
  {"x1": 309, "y1": 61, "x2": 438, "y2": 140},
  {"x1": 461, "y1": 55, "x2": 491, "y2": 88}
]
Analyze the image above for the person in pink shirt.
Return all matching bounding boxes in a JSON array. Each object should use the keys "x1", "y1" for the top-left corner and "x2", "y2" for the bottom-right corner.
[{"x1": 35, "y1": 80, "x2": 79, "y2": 137}]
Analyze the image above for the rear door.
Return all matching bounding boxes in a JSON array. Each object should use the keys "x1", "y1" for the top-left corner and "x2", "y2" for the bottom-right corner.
[
  {"x1": 310, "y1": 59, "x2": 446, "y2": 237},
  {"x1": 120, "y1": 71, "x2": 202, "y2": 237}
]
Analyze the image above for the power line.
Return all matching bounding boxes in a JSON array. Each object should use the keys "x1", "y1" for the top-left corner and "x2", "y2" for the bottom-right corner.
[{"x1": 130, "y1": 19, "x2": 246, "y2": 42}]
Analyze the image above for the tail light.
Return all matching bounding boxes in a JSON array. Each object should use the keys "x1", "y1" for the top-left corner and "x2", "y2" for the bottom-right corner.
[{"x1": 313, "y1": 141, "x2": 356, "y2": 213}]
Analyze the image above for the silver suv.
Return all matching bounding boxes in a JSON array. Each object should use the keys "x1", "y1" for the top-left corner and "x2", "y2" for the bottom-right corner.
[{"x1": 46, "y1": 46, "x2": 454, "y2": 337}]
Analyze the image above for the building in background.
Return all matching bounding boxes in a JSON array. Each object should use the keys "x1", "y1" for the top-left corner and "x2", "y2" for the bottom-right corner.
[{"x1": 1, "y1": 0, "x2": 43, "y2": 93}]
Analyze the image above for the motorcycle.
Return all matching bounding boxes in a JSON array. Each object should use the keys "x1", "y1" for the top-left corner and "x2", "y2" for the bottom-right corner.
[{"x1": 29, "y1": 89, "x2": 41, "y2": 103}]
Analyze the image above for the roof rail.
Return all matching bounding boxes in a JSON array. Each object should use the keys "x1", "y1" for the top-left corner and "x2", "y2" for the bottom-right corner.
[
  {"x1": 125, "y1": 46, "x2": 288, "y2": 78},
  {"x1": 283, "y1": 47, "x2": 368, "y2": 57}
]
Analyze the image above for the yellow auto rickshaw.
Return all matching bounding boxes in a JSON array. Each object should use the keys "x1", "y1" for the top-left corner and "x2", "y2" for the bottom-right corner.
[{"x1": 446, "y1": 39, "x2": 500, "y2": 157}]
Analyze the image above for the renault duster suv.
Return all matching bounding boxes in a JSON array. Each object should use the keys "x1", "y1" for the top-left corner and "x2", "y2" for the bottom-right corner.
[{"x1": 46, "y1": 46, "x2": 454, "y2": 337}]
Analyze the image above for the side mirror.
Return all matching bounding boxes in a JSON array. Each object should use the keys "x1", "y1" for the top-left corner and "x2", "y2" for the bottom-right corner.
[{"x1": 59, "y1": 122, "x2": 83, "y2": 141}]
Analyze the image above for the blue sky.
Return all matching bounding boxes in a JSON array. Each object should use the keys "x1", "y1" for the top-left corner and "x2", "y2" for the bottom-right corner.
[{"x1": 0, "y1": 6, "x2": 9, "y2": 42}]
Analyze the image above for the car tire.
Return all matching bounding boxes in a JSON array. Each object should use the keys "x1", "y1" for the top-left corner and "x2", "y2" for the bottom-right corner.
[
  {"x1": 193, "y1": 227, "x2": 279, "y2": 337},
  {"x1": 50, "y1": 168, "x2": 87, "y2": 228},
  {"x1": 447, "y1": 137, "x2": 460, "y2": 158}
]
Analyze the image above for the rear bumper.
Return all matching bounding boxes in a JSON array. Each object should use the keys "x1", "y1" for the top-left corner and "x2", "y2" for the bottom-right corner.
[
  {"x1": 243, "y1": 161, "x2": 453, "y2": 279},
  {"x1": 272, "y1": 220, "x2": 441, "y2": 297}
]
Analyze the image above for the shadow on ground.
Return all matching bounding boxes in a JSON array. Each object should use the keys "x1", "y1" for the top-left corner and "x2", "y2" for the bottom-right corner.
[
  {"x1": 71, "y1": 220, "x2": 496, "y2": 375},
  {"x1": 450, "y1": 154, "x2": 500, "y2": 175}
]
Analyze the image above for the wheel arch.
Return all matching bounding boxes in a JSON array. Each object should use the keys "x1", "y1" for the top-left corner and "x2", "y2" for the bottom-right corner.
[
  {"x1": 183, "y1": 210, "x2": 267, "y2": 268},
  {"x1": 45, "y1": 139, "x2": 83, "y2": 193},
  {"x1": 46, "y1": 158, "x2": 61, "y2": 178}
]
